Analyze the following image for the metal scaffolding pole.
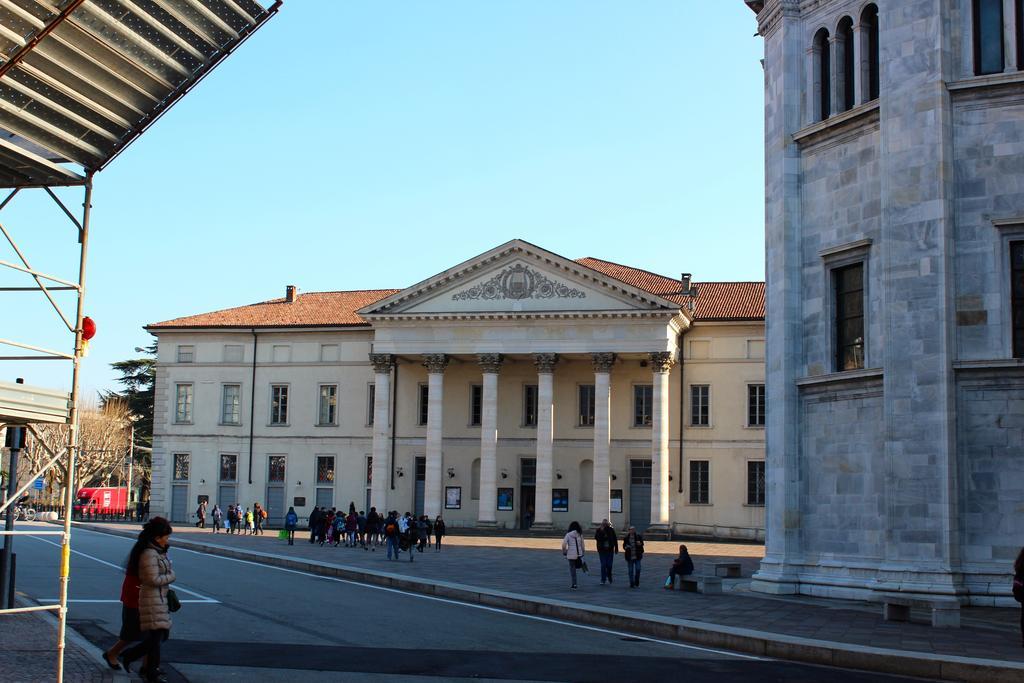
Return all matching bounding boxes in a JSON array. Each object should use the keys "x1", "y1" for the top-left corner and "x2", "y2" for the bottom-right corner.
[{"x1": 55, "y1": 175, "x2": 91, "y2": 683}]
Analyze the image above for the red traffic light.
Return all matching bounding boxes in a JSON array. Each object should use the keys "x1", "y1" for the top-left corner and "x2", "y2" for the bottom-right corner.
[{"x1": 82, "y1": 316, "x2": 96, "y2": 340}]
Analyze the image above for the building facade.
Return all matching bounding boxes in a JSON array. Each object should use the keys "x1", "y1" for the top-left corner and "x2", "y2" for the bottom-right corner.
[
  {"x1": 747, "y1": 0, "x2": 1024, "y2": 604},
  {"x1": 148, "y1": 240, "x2": 766, "y2": 538}
]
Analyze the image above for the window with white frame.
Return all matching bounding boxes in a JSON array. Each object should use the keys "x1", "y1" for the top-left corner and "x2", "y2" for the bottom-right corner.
[
  {"x1": 223, "y1": 344, "x2": 243, "y2": 362},
  {"x1": 522, "y1": 384, "x2": 538, "y2": 427},
  {"x1": 367, "y1": 383, "x2": 375, "y2": 426},
  {"x1": 270, "y1": 384, "x2": 288, "y2": 425},
  {"x1": 320, "y1": 344, "x2": 339, "y2": 362},
  {"x1": 174, "y1": 383, "x2": 193, "y2": 423},
  {"x1": 469, "y1": 384, "x2": 482, "y2": 426},
  {"x1": 973, "y1": 0, "x2": 1005, "y2": 75},
  {"x1": 318, "y1": 384, "x2": 338, "y2": 425},
  {"x1": 578, "y1": 384, "x2": 595, "y2": 427},
  {"x1": 633, "y1": 384, "x2": 653, "y2": 427},
  {"x1": 1012, "y1": 241, "x2": 1024, "y2": 358},
  {"x1": 689, "y1": 460, "x2": 709, "y2": 504},
  {"x1": 690, "y1": 385, "x2": 710, "y2": 426},
  {"x1": 748, "y1": 384, "x2": 766, "y2": 427},
  {"x1": 219, "y1": 453, "x2": 237, "y2": 482},
  {"x1": 173, "y1": 453, "x2": 190, "y2": 481},
  {"x1": 221, "y1": 384, "x2": 241, "y2": 425},
  {"x1": 417, "y1": 383, "x2": 429, "y2": 426},
  {"x1": 176, "y1": 345, "x2": 194, "y2": 363},
  {"x1": 747, "y1": 461, "x2": 766, "y2": 506}
]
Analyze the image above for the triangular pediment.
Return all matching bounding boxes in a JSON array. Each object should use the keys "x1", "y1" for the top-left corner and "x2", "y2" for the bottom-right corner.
[{"x1": 359, "y1": 240, "x2": 682, "y2": 317}]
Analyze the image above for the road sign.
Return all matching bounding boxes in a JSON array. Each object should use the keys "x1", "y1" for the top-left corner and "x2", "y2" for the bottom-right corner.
[{"x1": 33, "y1": 478, "x2": 43, "y2": 490}]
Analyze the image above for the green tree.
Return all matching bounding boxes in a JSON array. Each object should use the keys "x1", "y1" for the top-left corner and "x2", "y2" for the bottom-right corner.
[{"x1": 101, "y1": 341, "x2": 155, "y2": 447}]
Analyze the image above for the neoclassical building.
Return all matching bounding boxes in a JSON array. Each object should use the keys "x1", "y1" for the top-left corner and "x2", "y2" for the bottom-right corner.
[
  {"x1": 148, "y1": 240, "x2": 765, "y2": 537},
  {"x1": 747, "y1": 0, "x2": 1024, "y2": 604}
]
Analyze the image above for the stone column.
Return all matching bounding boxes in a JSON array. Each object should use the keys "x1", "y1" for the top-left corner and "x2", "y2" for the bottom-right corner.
[
  {"x1": 477, "y1": 353, "x2": 502, "y2": 526},
  {"x1": 1004, "y1": 0, "x2": 1017, "y2": 73},
  {"x1": 649, "y1": 352, "x2": 674, "y2": 529},
  {"x1": 591, "y1": 352, "x2": 615, "y2": 527},
  {"x1": 532, "y1": 353, "x2": 558, "y2": 529},
  {"x1": 829, "y1": 35, "x2": 841, "y2": 117},
  {"x1": 422, "y1": 354, "x2": 448, "y2": 518},
  {"x1": 806, "y1": 45, "x2": 819, "y2": 125},
  {"x1": 853, "y1": 22, "x2": 866, "y2": 105},
  {"x1": 369, "y1": 353, "x2": 394, "y2": 513}
]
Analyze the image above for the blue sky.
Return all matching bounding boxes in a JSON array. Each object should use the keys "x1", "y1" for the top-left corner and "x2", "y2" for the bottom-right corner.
[{"x1": 3, "y1": 1, "x2": 763, "y2": 396}]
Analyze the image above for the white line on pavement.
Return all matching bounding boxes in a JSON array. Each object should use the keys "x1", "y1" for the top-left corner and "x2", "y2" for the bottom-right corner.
[
  {"x1": 39, "y1": 598, "x2": 215, "y2": 604},
  {"x1": 24, "y1": 533, "x2": 220, "y2": 604},
  {"x1": 68, "y1": 527, "x2": 761, "y2": 661}
]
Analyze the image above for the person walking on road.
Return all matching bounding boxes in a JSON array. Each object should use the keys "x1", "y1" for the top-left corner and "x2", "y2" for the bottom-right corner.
[
  {"x1": 433, "y1": 515, "x2": 445, "y2": 552},
  {"x1": 622, "y1": 526, "x2": 645, "y2": 588},
  {"x1": 562, "y1": 521, "x2": 586, "y2": 590},
  {"x1": 308, "y1": 506, "x2": 321, "y2": 544},
  {"x1": 225, "y1": 505, "x2": 236, "y2": 534},
  {"x1": 253, "y1": 503, "x2": 266, "y2": 536},
  {"x1": 595, "y1": 518, "x2": 618, "y2": 585},
  {"x1": 284, "y1": 506, "x2": 298, "y2": 545},
  {"x1": 120, "y1": 517, "x2": 176, "y2": 683},
  {"x1": 1013, "y1": 546, "x2": 1024, "y2": 646},
  {"x1": 365, "y1": 507, "x2": 379, "y2": 550},
  {"x1": 102, "y1": 536, "x2": 147, "y2": 671},
  {"x1": 195, "y1": 500, "x2": 206, "y2": 529},
  {"x1": 244, "y1": 507, "x2": 254, "y2": 534},
  {"x1": 211, "y1": 505, "x2": 223, "y2": 533},
  {"x1": 384, "y1": 512, "x2": 401, "y2": 560}
]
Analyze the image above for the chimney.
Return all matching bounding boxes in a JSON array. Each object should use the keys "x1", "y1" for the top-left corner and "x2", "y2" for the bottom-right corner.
[
  {"x1": 680, "y1": 273, "x2": 692, "y2": 295},
  {"x1": 285, "y1": 285, "x2": 298, "y2": 303}
]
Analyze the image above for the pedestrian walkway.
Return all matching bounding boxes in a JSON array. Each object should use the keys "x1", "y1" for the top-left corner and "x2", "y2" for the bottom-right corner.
[
  {"x1": 79, "y1": 522, "x2": 1024, "y2": 676},
  {"x1": 0, "y1": 600, "x2": 117, "y2": 683}
]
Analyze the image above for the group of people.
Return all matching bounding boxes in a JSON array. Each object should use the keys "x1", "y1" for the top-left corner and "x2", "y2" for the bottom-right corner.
[
  {"x1": 561, "y1": 518, "x2": 695, "y2": 591},
  {"x1": 195, "y1": 501, "x2": 267, "y2": 535},
  {"x1": 283, "y1": 504, "x2": 447, "y2": 560}
]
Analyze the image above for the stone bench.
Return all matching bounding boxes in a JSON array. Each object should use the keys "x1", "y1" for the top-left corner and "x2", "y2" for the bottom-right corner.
[
  {"x1": 706, "y1": 562, "x2": 742, "y2": 578},
  {"x1": 874, "y1": 593, "x2": 960, "y2": 628},
  {"x1": 674, "y1": 575, "x2": 723, "y2": 595}
]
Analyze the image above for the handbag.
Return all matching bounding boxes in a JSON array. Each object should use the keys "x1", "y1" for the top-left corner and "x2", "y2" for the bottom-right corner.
[{"x1": 166, "y1": 588, "x2": 181, "y2": 613}]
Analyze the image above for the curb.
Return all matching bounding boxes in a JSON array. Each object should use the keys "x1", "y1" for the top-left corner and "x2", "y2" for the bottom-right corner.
[{"x1": 73, "y1": 523, "x2": 1024, "y2": 683}]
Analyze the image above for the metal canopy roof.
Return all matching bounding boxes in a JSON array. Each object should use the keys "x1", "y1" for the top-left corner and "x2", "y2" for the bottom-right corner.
[{"x1": 0, "y1": 0, "x2": 280, "y2": 187}]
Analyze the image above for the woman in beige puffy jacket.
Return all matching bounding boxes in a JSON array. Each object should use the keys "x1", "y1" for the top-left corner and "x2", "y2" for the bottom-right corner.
[{"x1": 120, "y1": 517, "x2": 176, "y2": 683}]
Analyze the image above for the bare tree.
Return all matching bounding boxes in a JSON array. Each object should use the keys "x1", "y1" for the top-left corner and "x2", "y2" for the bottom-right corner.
[{"x1": 20, "y1": 400, "x2": 132, "y2": 502}]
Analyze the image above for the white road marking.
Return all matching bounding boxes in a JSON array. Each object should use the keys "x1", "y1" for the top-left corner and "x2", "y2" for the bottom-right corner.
[
  {"x1": 39, "y1": 598, "x2": 215, "y2": 604},
  {"x1": 23, "y1": 533, "x2": 219, "y2": 603},
  {"x1": 68, "y1": 526, "x2": 762, "y2": 661}
]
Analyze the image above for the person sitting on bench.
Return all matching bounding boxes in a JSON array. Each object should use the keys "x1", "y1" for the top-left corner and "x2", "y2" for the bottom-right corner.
[{"x1": 664, "y1": 544, "x2": 695, "y2": 589}]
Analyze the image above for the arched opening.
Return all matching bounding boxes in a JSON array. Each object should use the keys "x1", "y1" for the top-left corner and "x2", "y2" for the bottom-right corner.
[
  {"x1": 813, "y1": 28, "x2": 831, "y2": 121},
  {"x1": 973, "y1": 0, "x2": 1004, "y2": 75},
  {"x1": 579, "y1": 459, "x2": 594, "y2": 503},
  {"x1": 837, "y1": 17, "x2": 855, "y2": 112},
  {"x1": 861, "y1": 4, "x2": 880, "y2": 101},
  {"x1": 471, "y1": 458, "x2": 481, "y2": 500},
  {"x1": 1017, "y1": 0, "x2": 1023, "y2": 71}
]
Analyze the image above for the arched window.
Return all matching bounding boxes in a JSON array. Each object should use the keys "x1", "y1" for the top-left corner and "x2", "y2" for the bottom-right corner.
[
  {"x1": 973, "y1": 0, "x2": 1005, "y2": 75},
  {"x1": 579, "y1": 460, "x2": 594, "y2": 503},
  {"x1": 471, "y1": 458, "x2": 480, "y2": 500},
  {"x1": 813, "y1": 28, "x2": 832, "y2": 121},
  {"x1": 860, "y1": 4, "x2": 880, "y2": 101},
  {"x1": 837, "y1": 17, "x2": 855, "y2": 112}
]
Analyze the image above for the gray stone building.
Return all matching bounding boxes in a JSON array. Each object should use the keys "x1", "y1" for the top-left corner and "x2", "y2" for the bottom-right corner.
[{"x1": 745, "y1": 0, "x2": 1024, "y2": 604}]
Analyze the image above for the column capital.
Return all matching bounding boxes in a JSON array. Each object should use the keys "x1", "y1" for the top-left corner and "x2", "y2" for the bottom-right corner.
[
  {"x1": 422, "y1": 353, "x2": 449, "y2": 374},
  {"x1": 533, "y1": 353, "x2": 559, "y2": 373},
  {"x1": 649, "y1": 351, "x2": 675, "y2": 373},
  {"x1": 369, "y1": 353, "x2": 395, "y2": 373},
  {"x1": 477, "y1": 353, "x2": 504, "y2": 374},
  {"x1": 591, "y1": 352, "x2": 616, "y2": 373}
]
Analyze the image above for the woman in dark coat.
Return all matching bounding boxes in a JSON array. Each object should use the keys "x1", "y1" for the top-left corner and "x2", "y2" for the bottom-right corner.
[
  {"x1": 666, "y1": 544, "x2": 696, "y2": 588},
  {"x1": 120, "y1": 517, "x2": 176, "y2": 682},
  {"x1": 622, "y1": 526, "x2": 644, "y2": 588},
  {"x1": 433, "y1": 515, "x2": 446, "y2": 552}
]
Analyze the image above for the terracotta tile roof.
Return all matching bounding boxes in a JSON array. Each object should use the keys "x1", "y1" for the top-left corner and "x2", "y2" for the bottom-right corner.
[
  {"x1": 576, "y1": 257, "x2": 765, "y2": 321},
  {"x1": 146, "y1": 289, "x2": 399, "y2": 330}
]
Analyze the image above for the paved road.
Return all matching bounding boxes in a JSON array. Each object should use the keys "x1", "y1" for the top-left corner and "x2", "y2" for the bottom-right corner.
[{"x1": 13, "y1": 523, "x2": 930, "y2": 682}]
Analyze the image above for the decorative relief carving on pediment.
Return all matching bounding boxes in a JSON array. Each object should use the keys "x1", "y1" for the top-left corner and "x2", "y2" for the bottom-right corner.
[{"x1": 451, "y1": 264, "x2": 586, "y2": 302}]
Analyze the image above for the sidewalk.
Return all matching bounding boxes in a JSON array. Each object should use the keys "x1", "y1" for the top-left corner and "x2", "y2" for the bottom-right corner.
[
  {"x1": 79, "y1": 521, "x2": 1024, "y2": 682},
  {"x1": 0, "y1": 598, "x2": 119, "y2": 683}
]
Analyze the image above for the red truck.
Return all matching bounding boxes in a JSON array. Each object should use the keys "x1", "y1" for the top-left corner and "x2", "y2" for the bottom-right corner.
[{"x1": 74, "y1": 487, "x2": 128, "y2": 515}]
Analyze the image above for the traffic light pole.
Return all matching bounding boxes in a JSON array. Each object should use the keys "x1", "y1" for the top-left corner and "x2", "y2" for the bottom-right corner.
[{"x1": 0, "y1": 426, "x2": 24, "y2": 610}]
